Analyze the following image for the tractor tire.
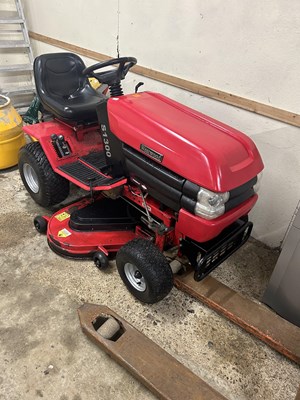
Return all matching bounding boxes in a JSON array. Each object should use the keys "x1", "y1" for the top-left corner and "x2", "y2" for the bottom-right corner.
[
  {"x1": 19, "y1": 142, "x2": 69, "y2": 207},
  {"x1": 116, "y1": 238, "x2": 173, "y2": 304}
]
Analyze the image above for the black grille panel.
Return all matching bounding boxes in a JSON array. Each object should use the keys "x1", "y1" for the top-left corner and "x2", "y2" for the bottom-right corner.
[
  {"x1": 124, "y1": 145, "x2": 185, "y2": 191},
  {"x1": 182, "y1": 219, "x2": 253, "y2": 280}
]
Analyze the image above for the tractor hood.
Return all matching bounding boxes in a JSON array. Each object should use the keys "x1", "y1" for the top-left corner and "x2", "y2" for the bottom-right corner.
[{"x1": 107, "y1": 92, "x2": 263, "y2": 192}]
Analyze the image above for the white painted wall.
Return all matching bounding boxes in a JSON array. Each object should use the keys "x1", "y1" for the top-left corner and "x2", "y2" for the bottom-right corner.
[
  {"x1": 22, "y1": 0, "x2": 300, "y2": 113},
  {"x1": 20, "y1": 1, "x2": 300, "y2": 247}
]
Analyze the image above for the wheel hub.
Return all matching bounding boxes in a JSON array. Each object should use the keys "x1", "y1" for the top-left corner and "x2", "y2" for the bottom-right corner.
[
  {"x1": 23, "y1": 163, "x2": 39, "y2": 193},
  {"x1": 134, "y1": 271, "x2": 142, "y2": 279},
  {"x1": 124, "y1": 263, "x2": 146, "y2": 292}
]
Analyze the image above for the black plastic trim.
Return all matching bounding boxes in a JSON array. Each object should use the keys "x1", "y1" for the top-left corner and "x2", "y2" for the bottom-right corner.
[
  {"x1": 226, "y1": 189, "x2": 255, "y2": 212},
  {"x1": 80, "y1": 152, "x2": 107, "y2": 171},
  {"x1": 96, "y1": 99, "x2": 125, "y2": 177},
  {"x1": 126, "y1": 158, "x2": 182, "y2": 211},
  {"x1": 69, "y1": 198, "x2": 138, "y2": 232},
  {"x1": 180, "y1": 196, "x2": 196, "y2": 214},
  {"x1": 123, "y1": 145, "x2": 185, "y2": 191},
  {"x1": 229, "y1": 176, "x2": 257, "y2": 199},
  {"x1": 182, "y1": 180, "x2": 200, "y2": 200}
]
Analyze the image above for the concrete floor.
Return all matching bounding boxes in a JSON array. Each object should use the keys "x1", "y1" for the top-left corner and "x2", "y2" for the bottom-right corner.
[{"x1": 0, "y1": 167, "x2": 299, "y2": 400}]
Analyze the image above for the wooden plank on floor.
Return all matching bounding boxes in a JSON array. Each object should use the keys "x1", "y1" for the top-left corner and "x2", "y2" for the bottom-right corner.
[
  {"x1": 78, "y1": 303, "x2": 227, "y2": 400},
  {"x1": 174, "y1": 272, "x2": 300, "y2": 364},
  {"x1": 295, "y1": 386, "x2": 300, "y2": 400}
]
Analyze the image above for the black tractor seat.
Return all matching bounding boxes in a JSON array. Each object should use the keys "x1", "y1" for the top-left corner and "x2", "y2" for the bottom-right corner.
[{"x1": 34, "y1": 52, "x2": 106, "y2": 124}]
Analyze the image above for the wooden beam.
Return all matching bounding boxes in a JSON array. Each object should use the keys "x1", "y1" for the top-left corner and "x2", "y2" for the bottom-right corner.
[
  {"x1": 29, "y1": 31, "x2": 112, "y2": 63},
  {"x1": 78, "y1": 303, "x2": 227, "y2": 400},
  {"x1": 29, "y1": 31, "x2": 300, "y2": 127},
  {"x1": 174, "y1": 272, "x2": 300, "y2": 365}
]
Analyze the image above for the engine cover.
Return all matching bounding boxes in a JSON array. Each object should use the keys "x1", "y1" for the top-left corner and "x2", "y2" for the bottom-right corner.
[{"x1": 107, "y1": 92, "x2": 263, "y2": 192}]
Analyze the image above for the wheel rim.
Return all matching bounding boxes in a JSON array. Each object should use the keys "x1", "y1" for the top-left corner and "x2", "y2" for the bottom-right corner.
[
  {"x1": 23, "y1": 163, "x2": 39, "y2": 193},
  {"x1": 124, "y1": 262, "x2": 146, "y2": 292}
]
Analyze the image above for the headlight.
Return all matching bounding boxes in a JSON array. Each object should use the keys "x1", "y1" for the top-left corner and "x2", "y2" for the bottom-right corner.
[
  {"x1": 253, "y1": 172, "x2": 263, "y2": 193},
  {"x1": 195, "y1": 188, "x2": 230, "y2": 220}
]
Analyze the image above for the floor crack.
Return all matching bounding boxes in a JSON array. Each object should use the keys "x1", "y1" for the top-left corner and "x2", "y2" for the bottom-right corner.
[{"x1": 117, "y1": 0, "x2": 120, "y2": 57}]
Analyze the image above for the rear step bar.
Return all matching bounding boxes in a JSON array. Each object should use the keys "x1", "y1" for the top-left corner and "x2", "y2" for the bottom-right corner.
[{"x1": 78, "y1": 304, "x2": 227, "y2": 400}]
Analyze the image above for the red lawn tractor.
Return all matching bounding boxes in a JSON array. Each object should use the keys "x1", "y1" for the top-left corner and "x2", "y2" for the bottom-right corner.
[{"x1": 19, "y1": 53, "x2": 263, "y2": 303}]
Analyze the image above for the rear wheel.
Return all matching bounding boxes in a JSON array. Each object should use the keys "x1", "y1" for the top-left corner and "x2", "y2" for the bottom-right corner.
[
  {"x1": 19, "y1": 142, "x2": 69, "y2": 207},
  {"x1": 116, "y1": 238, "x2": 173, "y2": 304}
]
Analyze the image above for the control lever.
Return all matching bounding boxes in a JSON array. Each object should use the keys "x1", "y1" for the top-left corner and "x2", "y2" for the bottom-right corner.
[
  {"x1": 51, "y1": 133, "x2": 71, "y2": 157},
  {"x1": 135, "y1": 82, "x2": 144, "y2": 93},
  {"x1": 57, "y1": 134, "x2": 71, "y2": 156},
  {"x1": 131, "y1": 178, "x2": 154, "y2": 228}
]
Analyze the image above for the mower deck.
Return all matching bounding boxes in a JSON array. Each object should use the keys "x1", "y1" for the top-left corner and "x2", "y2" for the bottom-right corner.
[{"x1": 47, "y1": 196, "x2": 137, "y2": 258}]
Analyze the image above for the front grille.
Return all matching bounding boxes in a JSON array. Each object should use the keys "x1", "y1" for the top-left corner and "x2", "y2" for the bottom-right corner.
[
  {"x1": 194, "y1": 221, "x2": 252, "y2": 280},
  {"x1": 182, "y1": 219, "x2": 253, "y2": 281}
]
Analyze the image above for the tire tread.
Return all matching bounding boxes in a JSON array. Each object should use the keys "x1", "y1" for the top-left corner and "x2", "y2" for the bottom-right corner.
[
  {"x1": 19, "y1": 142, "x2": 69, "y2": 207},
  {"x1": 116, "y1": 238, "x2": 173, "y2": 303}
]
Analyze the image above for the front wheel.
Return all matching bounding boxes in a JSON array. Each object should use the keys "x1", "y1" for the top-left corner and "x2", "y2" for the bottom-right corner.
[
  {"x1": 34, "y1": 215, "x2": 48, "y2": 234},
  {"x1": 93, "y1": 251, "x2": 109, "y2": 270},
  {"x1": 19, "y1": 142, "x2": 69, "y2": 207},
  {"x1": 116, "y1": 238, "x2": 173, "y2": 304}
]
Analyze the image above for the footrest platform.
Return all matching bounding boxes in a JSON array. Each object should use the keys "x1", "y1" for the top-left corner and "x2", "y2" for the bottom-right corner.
[{"x1": 58, "y1": 151, "x2": 126, "y2": 190}]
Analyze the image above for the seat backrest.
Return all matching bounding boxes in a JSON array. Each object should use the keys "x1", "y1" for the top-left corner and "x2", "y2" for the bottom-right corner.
[{"x1": 34, "y1": 52, "x2": 88, "y2": 100}]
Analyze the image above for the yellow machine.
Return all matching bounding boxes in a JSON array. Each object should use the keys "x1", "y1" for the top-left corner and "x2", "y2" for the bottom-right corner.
[{"x1": 0, "y1": 95, "x2": 25, "y2": 169}]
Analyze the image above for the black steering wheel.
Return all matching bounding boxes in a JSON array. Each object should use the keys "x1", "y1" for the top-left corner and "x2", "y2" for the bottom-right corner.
[{"x1": 82, "y1": 57, "x2": 137, "y2": 86}]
